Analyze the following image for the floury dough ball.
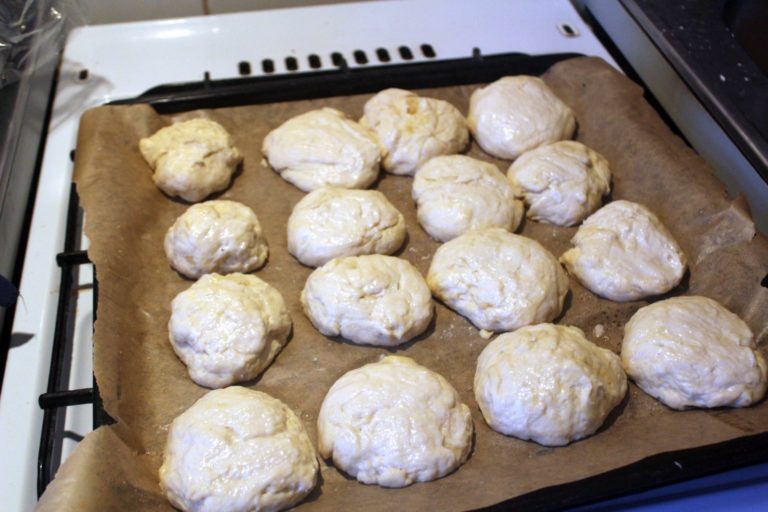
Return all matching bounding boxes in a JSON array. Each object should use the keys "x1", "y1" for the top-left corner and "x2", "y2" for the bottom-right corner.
[
  {"x1": 301, "y1": 255, "x2": 433, "y2": 346},
  {"x1": 468, "y1": 75, "x2": 576, "y2": 160},
  {"x1": 560, "y1": 200, "x2": 687, "y2": 302},
  {"x1": 164, "y1": 200, "x2": 268, "y2": 279},
  {"x1": 507, "y1": 141, "x2": 611, "y2": 226},
  {"x1": 262, "y1": 108, "x2": 382, "y2": 191},
  {"x1": 169, "y1": 273, "x2": 291, "y2": 388},
  {"x1": 287, "y1": 187, "x2": 406, "y2": 267},
  {"x1": 159, "y1": 387, "x2": 318, "y2": 512},
  {"x1": 622, "y1": 296, "x2": 768, "y2": 409},
  {"x1": 474, "y1": 324, "x2": 627, "y2": 446},
  {"x1": 317, "y1": 355, "x2": 473, "y2": 487},
  {"x1": 139, "y1": 118, "x2": 242, "y2": 202},
  {"x1": 427, "y1": 228, "x2": 569, "y2": 332},
  {"x1": 360, "y1": 88, "x2": 469, "y2": 176},
  {"x1": 412, "y1": 154, "x2": 523, "y2": 242}
]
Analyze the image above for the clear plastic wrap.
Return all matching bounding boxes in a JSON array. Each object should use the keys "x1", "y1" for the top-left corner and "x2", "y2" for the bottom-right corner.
[{"x1": 0, "y1": 0, "x2": 84, "y2": 89}]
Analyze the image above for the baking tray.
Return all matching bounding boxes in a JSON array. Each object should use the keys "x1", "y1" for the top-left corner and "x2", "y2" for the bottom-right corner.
[{"x1": 40, "y1": 52, "x2": 768, "y2": 511}]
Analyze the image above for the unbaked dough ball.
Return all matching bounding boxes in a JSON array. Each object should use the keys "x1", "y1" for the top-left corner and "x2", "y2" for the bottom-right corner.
[
  {"x1": 169, "y1": 273, "x2": 291, "y2": 388},
  {"x1": 164, "y1": 200, "x2": 268, "y2": 279},
  {"x1": 139, "y1": 118, "x2": 242, "y2": 202},
  {"x1": 360, "y1": 88, "x2": 469, "y2": 176},
  {"x1": 474, "y1": 324, "x2": 627, "y2": 446},
  {"x1": 507, "y1": 140, "x2": 611, "y2": 226},
  {"x1": 287, "y1": 187, "x2": 406, "y2": 267},
  {"x1": 560, "y1": 200, "x2": 687, "y2": 302},
  {"x1": 301, "y1": 255, "x2": 433, "y2": 346},
  {"x1": 412, "y1": 155, "x2": 523, "y2": 242},
  {"x1": 468, "y1": 75, "x2": 576, "y2": 160},
  {"x1": 160, "y1": 387, "x2": 318, "y2": 512},
  {"x1": 622, "y1": 296, "x2": 768, "y2": 410},
  {"x1": 262, "y1": 108, "x2": 381, "y2": 191},
  {"x1": 317, "y1": 355, "x2": 473, "y2": 487},
  {"x1": 427, "y1": 228, "x2": 569, "y2": 332}
]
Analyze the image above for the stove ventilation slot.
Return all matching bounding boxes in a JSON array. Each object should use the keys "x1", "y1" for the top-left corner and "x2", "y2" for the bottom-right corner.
[{"x1": 239, "y1": 44, "x2": 437, "y2": 76}]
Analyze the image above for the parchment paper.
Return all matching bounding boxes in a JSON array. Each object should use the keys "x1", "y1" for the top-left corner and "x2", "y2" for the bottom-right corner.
[{"x1": 38, "y1": 57, "x2": 768, "y2": 511}]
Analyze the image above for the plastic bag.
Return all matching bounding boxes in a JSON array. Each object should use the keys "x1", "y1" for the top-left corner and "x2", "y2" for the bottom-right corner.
[{"x1": 0, "y1": 0, "x2": 84, "y2": 89}]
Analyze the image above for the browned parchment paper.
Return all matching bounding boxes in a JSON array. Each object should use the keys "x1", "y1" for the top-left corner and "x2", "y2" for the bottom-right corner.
[{"x1": 37, "y1": 57, "x2": 768, "y2": 512}]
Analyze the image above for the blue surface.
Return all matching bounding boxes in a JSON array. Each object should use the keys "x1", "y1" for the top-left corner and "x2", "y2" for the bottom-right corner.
[{"x1": 570, "y1": 462, "x2": 768, "y2": 511}]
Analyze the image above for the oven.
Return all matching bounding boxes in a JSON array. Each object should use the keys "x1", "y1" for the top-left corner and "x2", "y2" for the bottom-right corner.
[{"x1": 1, "y1": 0, "x2": 767, "y2": 510}]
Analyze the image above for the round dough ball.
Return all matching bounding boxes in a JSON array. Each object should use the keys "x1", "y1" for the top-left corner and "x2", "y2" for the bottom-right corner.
[
  {"x1": 160, "y1": 387, "x2": 318, "y2": 512},
  {"x1": 262, "y1": 108, "x2": 381, "y2": 191},
  {"x1": 507, "y1": 141, "x2": 611, "y2": 226},
  {"x1": 164, "y1": 200, "x2": 268, "y2": 279},
  {"x1": 301, "y1": 255, "x2": 433, "y2": 346},
  {"x1": 622, "y1": 296, "x2": 768, "y2": 409},
  {"x1": 317, "y1": 355, "x2": 473, "y2": 487},
  {"x1": 139, "y1": 118, "x2": 242, "y2": 202},
  {"x1": 427, "y1": 228, "x2": 569, "y2": 332},
  {"x1": 474, "y1": 324, "x2": 627, "y2": 446},
  {"x1": 169, "y1": 273, "x2": 291, "y2": 388},
  {"x1": 360, "y1": 88, "x2": 468, "y2": 176},
  {"x1": 560, "y1": 200, "x2": 687, "y2": 302},
  {"x1": 468, "y1": 75, "x2": 575, "y2": 160},
  {"x1": 287, "y1": 187, "x2": 406, "y2": 267},
  {"x1": 412, "y1": 155, "x2": 523, "y2": 242}
]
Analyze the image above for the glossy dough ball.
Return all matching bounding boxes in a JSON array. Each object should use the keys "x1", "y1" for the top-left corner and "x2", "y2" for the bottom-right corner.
[
  {"x1": 301, "y1": 255, "x2": 433, "y2": 346},
  {"x1": 164, "y1": 200, "x2": 268, "y2": 279},
  {"x1": 262, "y1": 108, "x2": 381, "y2": 191},
  {"x1": 317, "y1": 355, "x2": 473, "y2": 487},
  {"x1": 169, "y1": 273, "x2": 291, "y2": 388},
  {"x1": 412, "y1": 155, "x2": 523, "y2": 242},
  {"x1": 468, "y1": 76, "x2": 575, "y2": 160},
  {"x1": 507, "y1": 141, "x2": 611, "y2": 226},
  {"x1": 474, "y1": 324, "x2": 627, "y2": 446},
  {"x1": 427, "y1": 228, "x2": 569, "y2": 332},
  {"x1": 139, "y1": 118, "x2": 242, "y2": 202},
  {"x1": 287, "y1": 187, "x2": 406, "y2": 267},
  {"x1": 560, "y1": 200, "x2": 687, "y2": 301},
  {"x1": 622, "y1": 296, "x2": 768, "y2": 409},
  {"x1": 360, "y1": 88, "x2": 468, "y2": 176},
  {"x1": 160, "y1": 387, "x2": 318, "y2": 512}
]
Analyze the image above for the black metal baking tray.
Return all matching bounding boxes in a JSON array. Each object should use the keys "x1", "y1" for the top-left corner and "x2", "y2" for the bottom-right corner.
[{"x1": 39, "y1": 50, "x2": 768, "y2": 509}]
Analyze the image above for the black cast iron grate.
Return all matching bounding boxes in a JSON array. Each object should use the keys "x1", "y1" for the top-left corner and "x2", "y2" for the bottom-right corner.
[{"x1": 37, "y1": 51, "x2": 768, "y2": 510}]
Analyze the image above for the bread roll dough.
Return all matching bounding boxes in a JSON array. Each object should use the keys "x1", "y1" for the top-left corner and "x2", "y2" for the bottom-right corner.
[
  {"x1": 262, "y1": 108, "x2": 381, "y2": 191},
  {"x1": 360, "y1": 88, "x2": 468, "y2": 175},
  {"x1": 139, "y1": 118, "x2": 242, "y2": 202},
  {"x1": 301, "y1": 255, "x2": 433, "y2": 346},
  {"x1": 287, "y1": 187, "x2": 406, "y2": 267},
  {"x1": 427, "y1": 228, "x2": 569, "y2": 332},
  {"x1": 169, "y1": 273, "x2": 291, "y2": 388},
  {"x1": 412, "y1": 155, "x2": 523, "y2": 242},
  {"x1": 468, "y1": 76, "x2": 575, "y2": 160},
  {"x1": 560, "y1": 200, "x2": 687, "y2": 302},
  {"x1": 317, "y1": 355, "x2": 473, "y2": 487},
  {"x1": 507, "y1": 141, "x2": 611, "y2": 226},
  {"x1": 164, "y1": 200, "x2": 268, "y2": 279},
  {"x1": 159, "y1": 387, "x2": 318, "y2": 512},
  {"x1": 474, "y1": 324, "x2": 627, "y2": 446},
  {"x1": 622, "y1": 296, "x2": 768, "y2": 409}
]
